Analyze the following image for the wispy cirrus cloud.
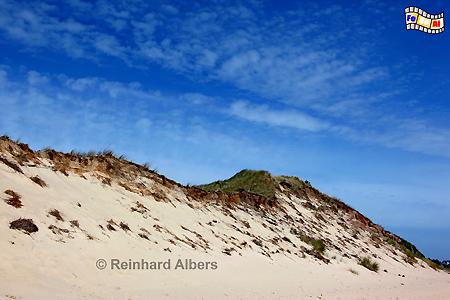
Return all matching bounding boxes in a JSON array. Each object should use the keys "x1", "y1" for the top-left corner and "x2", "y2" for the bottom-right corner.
[
  {"x1": 0, "y1": 0, "x2": 391, "y2": 108},
  {"x1": 229, "y1": 101, "x2": 329, "y2": 132},
  {"x1": 362, "y1": 120, "x2": 450, "y2": 157},
  {"x1": 1, "y1": 0, "x2": 449, "y2": 159},
  {"x1": 228, "y1": 99, "x2": 450, "y2": 157}
]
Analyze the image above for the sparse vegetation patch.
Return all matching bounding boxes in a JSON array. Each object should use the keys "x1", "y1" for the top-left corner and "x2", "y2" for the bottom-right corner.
[
  {"x1": 0, "y1": 157, "x2": 23, "y2": 173},
  {"x1": 10, "y1": 218, "x2": 38, "y2": 234},
  {"x1": 30, "y1": 176, "x2": 47, "y2": 187},
  {"x1": 4, "y1": 190, "x2": 22, "y2": 208},
  {"x1": 70, "y1": 220, "x2": 80, "y2": 228},
  {"x1": 48, "y1": 209, "x2": 64, "y2": 221},
  {"x1": 120, "y1": 221, "x2": 131, "y2": 232},
  {"x1": 138, "y1": 233, "x2": 149, "y2": 240},
  {"x1": 299, "y1": 233, "x2": 326, "y2": 254},
  {"x1": 423, "y1": 258, "x2": 441, "y2": 270},
  {"x1": 106, "y1": 219, "x2": 117, "y2": 231},
  {"x1": 48, "y1": 224, "x2": 70, "y2": 235},
  {"x1": 359, "y1": 257, "x2": 379, "y2": 272},
  {"x1": 385, "y1": 235, "x2": 424, "y2": 266},
  {"x1": 349, "y1": 268, "x2": 359, "y2": 275}
]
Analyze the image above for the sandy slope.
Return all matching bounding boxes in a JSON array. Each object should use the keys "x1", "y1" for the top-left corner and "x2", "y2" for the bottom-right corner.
[{"x1": 1, "y1": 144, "x2": 449, "y2": 299}]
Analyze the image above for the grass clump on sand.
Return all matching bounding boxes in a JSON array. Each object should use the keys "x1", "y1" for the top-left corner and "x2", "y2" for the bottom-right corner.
[
  {"x1": 30, "y1": 176, "x2": 47, "y2": 187},
  {"x1": 349, "y1": 268, "x2": 359, "y2": 275},
  {"x1": 299, "y1": 233, "x2": 326, "y2": 254},
  {"x1": 4, "y1": 190, "x2": 23, "y2": 208},
  {"x1": 359, "y1": 257, "x2": 379, "y2": 272},
  {"x1": 48, "y1": 209, "x2": 64, "y2": 221},
  {"x1": 311, "y1": 238, "x2": 326, "y2": 254},
  {"x1": 10, "y1": 218, "x2": 39, "y2": 234}
]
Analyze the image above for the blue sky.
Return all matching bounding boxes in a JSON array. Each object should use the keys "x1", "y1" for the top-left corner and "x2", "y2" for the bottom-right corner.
[{"x1": 0, "y1": 0, "x2": 449, "y2": 259}]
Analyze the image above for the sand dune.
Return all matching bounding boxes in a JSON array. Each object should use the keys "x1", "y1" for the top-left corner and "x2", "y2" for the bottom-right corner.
[{"x1": 1, "y1": 137, "x2": 449, "y2": 299}]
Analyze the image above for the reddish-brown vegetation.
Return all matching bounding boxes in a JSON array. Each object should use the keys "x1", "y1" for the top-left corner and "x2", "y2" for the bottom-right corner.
[{"x1": 4, "y1": 189, "x2": 23, "y2": 208}]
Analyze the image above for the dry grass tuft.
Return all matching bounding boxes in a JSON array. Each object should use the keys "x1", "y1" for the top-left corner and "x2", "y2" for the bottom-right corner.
[
  {"x1": 119, "y1": 222, "x2": 131, "y2": 232},
  {"x1": 70, "y1": 220, "x2": 80, "y2": 228},
  {"x1": 0, "y1": 157, "x2": 23, "y2": 173},
  {"x1": 10, "y1": 218, "x2": 38, "y2": 234},
  {"x1": 106, "y1": 219, "x2": 117, "y2": 231},
  {"x1": 349, "y1": 268, "x2": 359, "y2": 275},
  {"x1": 4, "y1": 190, "x2": 23, "y2": 208},
  {"x1": 359, "y1": 257, "x2": 379, "y2": 272},
  {"x1": 138, "y1": 233, "x2": 149, "y2": 240},
  {"x1": 49, "y1": 209, "x2": 64, "y2": 221},
  {"x1": 30, "y1": 176, "x2": 47, "y2": 187}
]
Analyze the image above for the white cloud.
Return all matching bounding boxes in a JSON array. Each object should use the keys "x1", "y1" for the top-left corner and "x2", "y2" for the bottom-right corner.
[
  {"x1": 229, "y1": 101, "x2": 329, "y2": 132},
  {"x1": 0, "y1": 67, "x2": 7, "y2": 86},
  {"x1": 93, "y1": 34, "x2": 126, "y2": 58},
  {"x1": 64, "y1": 77, "x2": 98, "y2": 91},
  {"x1": 370, "y1": 122, "x2": 450, "y2": 157},
  {"x1": 61, "y1": 76, "x2": 163, "y2": 101},
  {"x1": 27, "y1": 70, "x2": 48, "y2": 85},
  {"x1": 179, "y1": 93, "x2": 215, "y2": 105},
  {"x1": 135, "y1": 118, "x2": 152, "y2": 130}
]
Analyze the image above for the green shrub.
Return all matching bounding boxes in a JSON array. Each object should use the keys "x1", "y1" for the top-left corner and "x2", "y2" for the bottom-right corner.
[
  {"x1": 359, "y1": 257, "x2": 379, "y2": 272},
  {"x1": 299, "y1": 234, "x2": 326, "y2": 254},
  {"x1": 311, "y1": 239, "x2": 326, "y2": 254}
]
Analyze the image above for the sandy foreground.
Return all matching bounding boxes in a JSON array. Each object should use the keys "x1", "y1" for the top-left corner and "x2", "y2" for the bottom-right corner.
[
  {"x1": 1, "y1": 242, "x2": 449, "y2": 300},
  {"x1": 1, "y1": 149, "x2": 450, "y2": 299}
]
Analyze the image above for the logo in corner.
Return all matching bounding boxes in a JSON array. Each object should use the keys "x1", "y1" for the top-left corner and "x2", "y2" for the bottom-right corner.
[{"x1": 405, "y1": 7, "x2": 444, "y2": 34}]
